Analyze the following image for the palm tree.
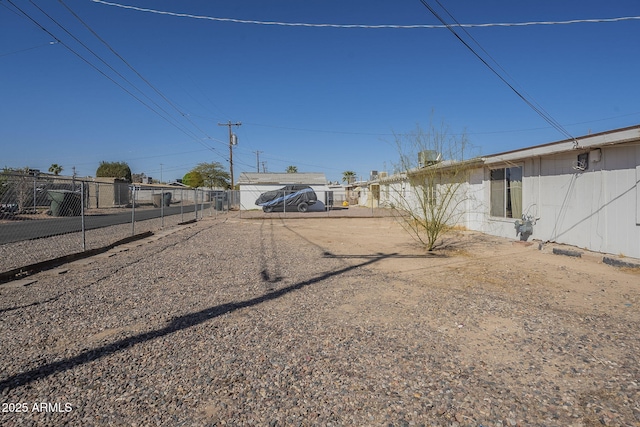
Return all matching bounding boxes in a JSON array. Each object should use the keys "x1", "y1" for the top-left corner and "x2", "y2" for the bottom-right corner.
[
  {"x1": 342, "y1": 170, "x2": 356, "y2": 184},
  {"x1": 48, "y1": 164, "x2": 63, "y2": 176},
  {"x1": 286, "y1": 165, "x2": 298, "y2": 173}
]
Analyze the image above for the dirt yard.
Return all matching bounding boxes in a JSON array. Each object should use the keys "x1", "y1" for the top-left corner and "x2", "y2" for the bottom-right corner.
[
  {"x1": 273, "y1": 214, "x2": 640, "y2": 425},
  {"x1": 286, "y1": 215, "x2": 640, "y2": 324}
]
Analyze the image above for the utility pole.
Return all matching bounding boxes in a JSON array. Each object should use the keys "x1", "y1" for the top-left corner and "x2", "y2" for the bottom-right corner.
[
  {"x1": 253, "y1": 151, "x2": 263, "y2": 173},
  {"x1": 218, "y1": 121, "x2": 242, "y2": 188}
]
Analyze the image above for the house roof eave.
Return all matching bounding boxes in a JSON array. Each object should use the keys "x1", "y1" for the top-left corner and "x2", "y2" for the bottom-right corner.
[{"x1": 483, "y1": 125, "x2": 640, "y2": 165}]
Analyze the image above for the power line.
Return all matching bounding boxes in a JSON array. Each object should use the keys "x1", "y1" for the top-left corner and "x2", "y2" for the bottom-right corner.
[
  {"x1": 57, "y1": 0, "x2": 223, "y2": 149},
  {"x1": 8, "y1": 0, "x2": 233, "y2": 165},
  {"x1": 0, "y1": 41, "x2": 58, "y2": 58},
  {"x1": 28, "y1": 0, "x2": 197, "y2": 140},
  {"x1": 417, "y1": 0, "x2": 577, "y2": 144},
  {"x1": 253, "y1": 151, "x2": 263, "y2": 173},
  {"x1": 244, "y1": 122, "x2": 394, "y2": 136},
  {"x1": 90, "y1": 1, "x2": 640, "y2": 29},
  {"x1": 6, "y1": 0, "x2": 214, "y2": 152},
  {"x1": 259, "y1": 154, "x2": 345, "y2": 173},
  {"x1": 55, "y1": 0, "x2": 232, "y2": 157}
]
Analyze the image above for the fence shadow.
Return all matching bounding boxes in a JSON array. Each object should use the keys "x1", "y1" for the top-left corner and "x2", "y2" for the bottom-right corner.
[{"x1": 0, "y1": 253, "x2": 390, "y2": 392}]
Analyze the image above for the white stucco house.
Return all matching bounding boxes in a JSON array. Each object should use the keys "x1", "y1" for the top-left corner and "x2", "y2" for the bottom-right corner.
[
  {"x1": 237, "y1": 172, "x2": 330, "y2": 211},
  {"x1": 378, "y1": 125, "x2": 640, "y2": 259}
]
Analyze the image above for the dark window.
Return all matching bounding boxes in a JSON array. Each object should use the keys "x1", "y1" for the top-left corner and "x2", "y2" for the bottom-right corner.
[{"x1": 490, "y1": 166, "x2": 522, "y2": 218}]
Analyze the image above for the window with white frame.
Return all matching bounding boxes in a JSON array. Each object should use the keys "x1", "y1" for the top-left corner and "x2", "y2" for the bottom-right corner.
[{"x1": 490, "y1": 166, "x2": 522, "y2": 218}]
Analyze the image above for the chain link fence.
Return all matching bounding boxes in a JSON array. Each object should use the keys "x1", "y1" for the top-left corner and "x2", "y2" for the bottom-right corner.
[{"x1": 0, "y1": 171, "x2": 239, "y2": 272}]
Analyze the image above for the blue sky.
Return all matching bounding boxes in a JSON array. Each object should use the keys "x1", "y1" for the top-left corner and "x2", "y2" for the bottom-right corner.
[{"x1": 2, "y1": 1, "x2": 639, "y2": 183}]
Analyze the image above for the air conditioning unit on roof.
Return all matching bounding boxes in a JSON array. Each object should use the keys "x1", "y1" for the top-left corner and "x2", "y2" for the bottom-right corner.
[{"x1": 418, "y1": 150, "x2": 442, "y2": 168}]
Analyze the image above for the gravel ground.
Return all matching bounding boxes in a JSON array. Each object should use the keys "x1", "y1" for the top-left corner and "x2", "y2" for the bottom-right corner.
[
  {"x1": 0, "y1": 207, "x2": 212, "y2": 272},
  {"x1": 0, "y1": 206, "x2": 381, "y2": 272},
  {"x1": 1, "y1": 213, "x2": 639, "y2": 426}
]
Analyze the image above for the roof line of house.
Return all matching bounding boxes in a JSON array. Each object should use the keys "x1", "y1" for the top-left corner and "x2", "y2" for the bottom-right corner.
[
  {"x1": 483, "y1": 124, "x2": 640, "y2": 163},
  {"x1": 375, "y1": 124, "x2": 640, "y2": 183}
]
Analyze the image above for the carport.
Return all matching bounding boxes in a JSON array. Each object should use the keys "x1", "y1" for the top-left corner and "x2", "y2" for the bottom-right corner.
[{"x1": 237, "y1": 172, "x2": 328, "y2": 211}]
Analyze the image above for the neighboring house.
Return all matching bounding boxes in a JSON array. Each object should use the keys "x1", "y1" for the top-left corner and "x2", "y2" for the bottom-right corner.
[
  {"x1": 238, "y1": 172, "x2": 329, "y2": 211},
  {"x1": 88, "y1": 177, "x2": 130, "y2": 208},
  {"x1": 379, "y1": 125, "x2": 640, "y2": 259},
  {"x1": 327, "y1": 182, "x2": 347, "y2": 205},
  {"x1": 351, "y1": 181, "x2": 375, "y2": 208}
]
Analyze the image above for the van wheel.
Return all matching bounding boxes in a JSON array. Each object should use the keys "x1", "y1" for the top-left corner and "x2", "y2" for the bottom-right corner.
[
  {"x1": 263, "y1": 206, "x2": 273, "y2": 213},
  {"x1": 297, "y1": 202, "x2": 308, "y2": 213}
]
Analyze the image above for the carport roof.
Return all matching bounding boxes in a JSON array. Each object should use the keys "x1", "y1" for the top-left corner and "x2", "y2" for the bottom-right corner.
[{"x1": 238, "y1": 172, "x2": 327, "y2": 185}]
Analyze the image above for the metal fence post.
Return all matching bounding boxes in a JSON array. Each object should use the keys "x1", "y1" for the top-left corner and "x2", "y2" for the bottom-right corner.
[
  {"x1": 194, "y1": 189, "x2": 198, "y2": 220},
  {"x1": 81, "y1": 181, "x2": 86, "y2": 251},
  {"x1": 160, "y1": 188, "x2": 164, "y2": 228},
  {"x1": 33, "y1": 175, "x2": 37, "y2": 214},
  {"x1": 180, "y1": 188, "x2": 184, "y2": 223},
  {"x1": 131, "y1": 186, "x2": 136, "y2": 236}
]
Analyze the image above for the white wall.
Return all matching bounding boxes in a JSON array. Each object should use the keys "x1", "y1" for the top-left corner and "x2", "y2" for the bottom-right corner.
[
  {"x1": 462, "y1": 168, "x2": 486, "y2": 231},
  {"x1": 475, "y1": 146, "x2": 640, "y2": 258}
]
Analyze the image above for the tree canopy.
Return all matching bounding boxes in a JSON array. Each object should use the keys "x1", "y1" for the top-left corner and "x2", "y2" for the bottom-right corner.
[
  {"x1": 182, "y1": 171, "x2": 204, "y2": 188},
  {"x1": 286, "y1": 165, "x2": 298, "y2": 173},
  {"x1": 96, "y1": 161, "x2": 132, "y2": 182},
  {"x1": 342, "y1": 170, "x2": 356, "y2": 184},
  {"x1": 48, "y1": 164, "x2": 63, "y2": 176},
  {"x1": 189, "y1": 162, "x2": 230, "y2": 189},
  {"x1": 391, "y1": 118, "x2": 477, "y2": 251}
]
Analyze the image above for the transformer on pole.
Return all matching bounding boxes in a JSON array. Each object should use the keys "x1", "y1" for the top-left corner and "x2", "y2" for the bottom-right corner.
[{"x1": 218, "y1": 121, "x2": 241, "y2": 188}]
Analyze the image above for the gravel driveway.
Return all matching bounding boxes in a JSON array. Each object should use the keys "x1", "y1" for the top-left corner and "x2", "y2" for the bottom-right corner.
[{"x1": 1, "y1": 214, "x2": 639, "y2": 426}]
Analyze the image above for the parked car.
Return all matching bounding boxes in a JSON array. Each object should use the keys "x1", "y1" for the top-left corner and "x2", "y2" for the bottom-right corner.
[{"x1": 255, "y1": 185, "x2": 318, "y2": 213}]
